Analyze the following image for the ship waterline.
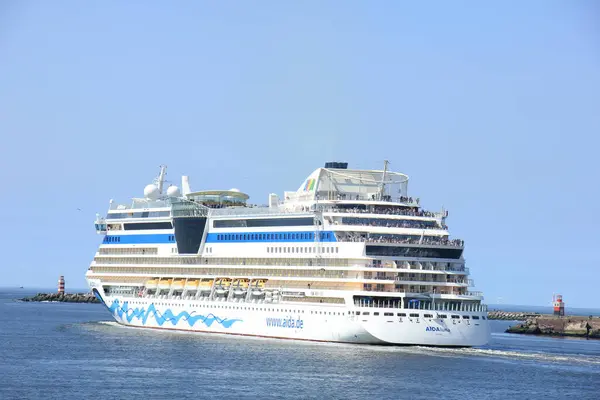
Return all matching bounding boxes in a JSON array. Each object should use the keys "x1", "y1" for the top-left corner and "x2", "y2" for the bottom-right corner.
[{"x1": 87, "y1": 162, "x2": 490, "y2": 346}]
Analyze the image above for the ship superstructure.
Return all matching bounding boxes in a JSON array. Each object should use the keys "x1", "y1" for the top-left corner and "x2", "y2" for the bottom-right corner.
[{"x1": 87, "y1": 162, "x2": 490, "y2": 346}]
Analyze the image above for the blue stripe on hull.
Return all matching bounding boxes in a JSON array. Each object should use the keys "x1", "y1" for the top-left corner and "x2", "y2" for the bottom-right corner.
[
  {"x1": 205, "y1": 231, "x2": 337, "y2": 243},
  {"x1": 102, "y1": 231, "x2": 337, "y2": 244},
  {"x1": 103, "y1": 234, "x2": 174, "y2": 244}
]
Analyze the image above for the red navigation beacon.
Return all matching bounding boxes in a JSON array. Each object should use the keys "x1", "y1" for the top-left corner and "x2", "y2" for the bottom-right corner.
[{"x1": 553, "y1": 294, "x2": 565, "y2": 316}]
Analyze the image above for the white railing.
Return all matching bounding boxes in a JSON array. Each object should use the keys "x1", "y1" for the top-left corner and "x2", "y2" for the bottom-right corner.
[
  {"x1": 319, "y1": 204, "x2": 442, "y2": 218},
  {"x1": 108, "y1": 198, "x2": 171, "y2": 210},
  {"x1": 209, "y1": 207, "x2": 309, "y2": 218}
]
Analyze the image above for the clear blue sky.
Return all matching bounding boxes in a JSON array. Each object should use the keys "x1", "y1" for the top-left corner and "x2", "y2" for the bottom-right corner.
[{"x1": 0, "y1": 1, "x2": 598, "y2": 307}]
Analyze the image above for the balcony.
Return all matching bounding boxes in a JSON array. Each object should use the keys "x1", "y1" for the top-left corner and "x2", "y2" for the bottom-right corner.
[{"x1": 318, "y1": 204, "x2": 444, "y2": 218}]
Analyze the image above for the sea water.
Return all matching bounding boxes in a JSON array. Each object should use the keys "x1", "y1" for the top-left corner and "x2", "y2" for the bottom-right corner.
[{"x1": 1, "y1": 289, "x2": 599, "y2": 400}]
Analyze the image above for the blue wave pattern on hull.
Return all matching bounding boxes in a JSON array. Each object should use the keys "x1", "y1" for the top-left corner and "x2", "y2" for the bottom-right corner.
[{"x1": 106, "y1": 299, "x2": 242, "y2": 329}]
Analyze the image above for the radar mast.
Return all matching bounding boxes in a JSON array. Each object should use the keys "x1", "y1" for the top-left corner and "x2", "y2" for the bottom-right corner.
[
  {"x1": 155, "y1": 165, "x2": 167, "y2": 194},
  {"x1": 378, "y1": 160, "x2": 389, "y2": 200}
]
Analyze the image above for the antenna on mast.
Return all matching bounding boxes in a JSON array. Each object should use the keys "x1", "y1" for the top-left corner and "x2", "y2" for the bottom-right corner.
[{"x1": 378, "y1": 160, "x2": 389, "y2": 200}]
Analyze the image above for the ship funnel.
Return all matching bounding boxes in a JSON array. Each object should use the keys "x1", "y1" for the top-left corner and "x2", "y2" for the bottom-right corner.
[{"x1": 269, "y1": 193, "x2": 279, "y2": 208}]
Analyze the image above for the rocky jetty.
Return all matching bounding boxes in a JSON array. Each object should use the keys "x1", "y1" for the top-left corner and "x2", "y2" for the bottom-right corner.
[
  {"x1": 506, "y1": 316, "x2": 600, "y2": 339},
  {"x1": 20, "y1": 292, "x2": 100, "y2": 303},
  {"x1": 487, "y1": 311, "x2": 541, "y2": 321}
]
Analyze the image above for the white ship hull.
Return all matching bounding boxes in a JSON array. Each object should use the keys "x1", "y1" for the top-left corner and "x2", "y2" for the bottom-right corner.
[
  {"x1": 92, "y1": 287, "x2": 490, "y2": 347},
  {"x1": 88, "y1": 163, "x2": 491, "y2": 348}
]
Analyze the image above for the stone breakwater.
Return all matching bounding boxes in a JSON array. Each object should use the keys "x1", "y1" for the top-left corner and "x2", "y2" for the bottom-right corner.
[
  {"x1": 20, "y1": 293, "x2": 100, "y2": 303},
  {"x1": 506, "y1": 316, "x2": 600, "y2": 339},
  {"x1": 487, "y1": 311, "x2": 542, "y2": 321}
]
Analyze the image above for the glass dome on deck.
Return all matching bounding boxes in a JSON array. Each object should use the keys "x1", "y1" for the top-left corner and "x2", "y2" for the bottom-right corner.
[
  {"x1": 186, "y1": 189, "x2": 249, "y2": 208},
  {"x1": 297, "y1": 166, "x2": 410, "y2": 202}
]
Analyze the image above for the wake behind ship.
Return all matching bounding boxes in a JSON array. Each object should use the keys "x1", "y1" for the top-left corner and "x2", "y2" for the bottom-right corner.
[{"x1": 87, "y1": 162, "x2": 490, "y2": 346}]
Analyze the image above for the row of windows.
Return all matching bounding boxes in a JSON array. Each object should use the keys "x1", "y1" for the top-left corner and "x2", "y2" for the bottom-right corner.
[
  {"x1": 213, "y1": 218, "x2": 314, "y2": 228},
  {"x1": 341, "y1": 217, "x2": 439, "y2": 229},
  {"x1": 366, "y1": 245, "x2": 464, "y2": 260},
  {"x1": 126, "y1": 300, "x2": 313, "y2": 314},
  {"x1": 109, "y1": 298, "x2": 487, "y2": 320},
  {"x1": 352, "y1": 311, "x2": 485, "y2": 320},
  {"x1": 266, "y1": 246, "x2": 339, "y2": 254},
  {"x1": 103, "y1": 235, "x2": 176, "y2": 244},
  {"x1": 93, "y1": 256, "x2": 351, "y2": 267},
  {"x1": 93, "y1": 266, "x2": 351, "y2": 279},
  {"x1": 118, "y1": 299, "x2": 363, "y2": 317},
  {"x1": 99, "y1": 247, "x2": 158, "y2": 255},
  {"x1": 124, "y1": 222, "x2": 173, "y2": 231},
  {"x1": 215, "y1": 232, "x2": 332, "y2": 242},
  {"x1": 107, "y1": 211, "x2": 171, "y2": 219}
]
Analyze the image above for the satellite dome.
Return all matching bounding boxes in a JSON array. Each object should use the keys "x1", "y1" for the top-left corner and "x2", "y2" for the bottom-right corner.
[
  {"x1": 229, "y1": 188, "x2": 240, "y2": 192},
  {"x1": 166, "y1": 185, "x2": 181, "y2": 197},
  {"x1": 144, "y1": 184, "x2": 159, "y2": 200}
]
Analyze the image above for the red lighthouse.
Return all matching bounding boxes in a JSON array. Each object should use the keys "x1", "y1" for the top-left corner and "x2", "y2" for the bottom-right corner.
[
  {"x1": 553, "y1": 294, "x2": 565, "y2": 316},
  {"x1": 58, "y1": 275, "x2": 65, "y2": 294}
]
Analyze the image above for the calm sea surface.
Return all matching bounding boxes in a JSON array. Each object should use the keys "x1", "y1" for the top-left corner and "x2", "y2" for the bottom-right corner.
[{"x1": 1, "y1": 289, "x2": 599, "y2": 400}]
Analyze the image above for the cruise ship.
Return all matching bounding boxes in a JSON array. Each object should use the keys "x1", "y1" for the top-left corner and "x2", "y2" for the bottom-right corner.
[{"x1": 87, "y1": 162, "x2": 490, "y2": 346}]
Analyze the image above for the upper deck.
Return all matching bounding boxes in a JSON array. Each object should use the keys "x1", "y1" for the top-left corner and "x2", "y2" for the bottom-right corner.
[{"x1": 96, "y1": 162, "x2": 460, "y2": 247}]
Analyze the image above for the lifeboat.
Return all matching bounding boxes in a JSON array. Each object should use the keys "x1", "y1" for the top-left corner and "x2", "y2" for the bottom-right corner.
[
  {"x1": 199, "y1": 279, "x2": 213, "y2": 294},
  {"x1": 145, "y1": 278, "x2": 159, "y2": 288},
  {"x1": 233, "y1": 279, "x2": 250, "y2": 297},
  {"x1": 221, "y1": 278, "x2": 232, "y2": 287},
  {"x1": 158, "y1": 279, "x2": 173, "y2": 289},
  {"x1": 200, "y1": 278, "x2": 214, "y2": 287},
  {"x1": 251, "y1": 279, "x2": 267, "y2": 297},
  {"x1": 214, "y1": 278, "x2": 232, "y2": 296},
  {"x1": 172, "y1": 279, "x2": 185, "y2": 288},
  {"x1": 256, "y1": 279, "x2": 267, "y2": 288},
  {"x1": 185, "y1": 279, "x2": 199, "y2": 288}
]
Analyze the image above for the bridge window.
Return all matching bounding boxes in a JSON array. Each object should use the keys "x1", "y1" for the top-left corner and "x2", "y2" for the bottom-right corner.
[
  {"x1": 366, "y1": 245, "x2": 463, "y2": 259},
  {"x1": 124, "y1": 222, "x2": 172, "y2": 230},
  {"x1": 214, "y1": 217, "x2": 313, "y2": 228}
]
